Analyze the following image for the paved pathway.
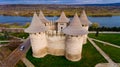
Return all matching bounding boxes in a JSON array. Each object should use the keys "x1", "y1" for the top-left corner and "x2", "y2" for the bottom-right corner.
[
  {"x1": 95, "y1": 63, "x2": 120, "y2": 67},
  {"x1": 0, "y1": 41, "x2": 10, "y2": 42},
  {"x1": 88, "y1": 37, "x2": 119, "y2": 67},
  {"x1": 21, "y1": 57, "x2": 34, "y2": 67},
  {"x1": 89, "y1": 31, "x2": 120, "y2": 34},
  {"x1": 90, "y1": 38, "x2": 120, "y2": 49},
  {"x1": 0, "y1": 44, "x2": 8, "y2": 47}
]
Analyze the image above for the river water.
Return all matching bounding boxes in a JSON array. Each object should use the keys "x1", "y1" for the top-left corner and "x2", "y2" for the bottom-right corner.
[{"x1": 0, "y1": 15, "x2": 120, "y2": 27}]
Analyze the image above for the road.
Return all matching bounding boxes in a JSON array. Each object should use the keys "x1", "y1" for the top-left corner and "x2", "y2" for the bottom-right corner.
[{"x1": 0, "y1": 38, "x2": 31, "y2": 67}]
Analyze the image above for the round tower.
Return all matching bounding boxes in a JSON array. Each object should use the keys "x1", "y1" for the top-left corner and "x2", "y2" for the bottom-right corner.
[
  {"x1": 24, "y1": 12, "x2": 48, "y2": 58},
  {"x1": 56, "y1": 11, "x2": 70, "y2": 32},
  {"x1": 62, "y1": 13, "x2": 88, "y2": 61},
  {"x1": 80, "y1": 10, "x2": 92, "y2": 44},
  {"x1": 39, "y1": 10, "x2": 51, "y2": 29}
]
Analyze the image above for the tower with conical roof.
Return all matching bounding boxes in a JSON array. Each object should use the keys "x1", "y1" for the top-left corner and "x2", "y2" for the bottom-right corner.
[
  {"x1": 80, "y1": 10, "x2": 92, "y2": 44},
  {"x1": 24, "y1": 12, "x2": 48, "y2": 58},
  {"x1": 63, "y1": 13, "x2": 88, "y2": 61},
  {"x1": 39, "y1": 10, "x2": 50, "y2": 26},
  {"x1": 56, "y1": 11, "x2": 70, "y2": 32},
  {"x1": 39, "y1": 10, "x2": 50, "y2": 24}
]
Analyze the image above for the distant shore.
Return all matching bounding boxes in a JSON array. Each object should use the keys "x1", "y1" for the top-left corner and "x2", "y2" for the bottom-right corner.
[
  {"x1": 0, "y1": 13, "x2": 118, "y2": 17},
  {"x1": 0, "y1": 4, "x2": 120, "y2": 17}
]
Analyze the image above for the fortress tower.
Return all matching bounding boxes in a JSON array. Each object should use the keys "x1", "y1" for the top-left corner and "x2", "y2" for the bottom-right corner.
[
  {"x1": 63, "y1": 13, "x2": 88, "y2": 61},
  {"x1": 80, "y1": 10, "x2": 92, "y2": 44},
  {"x1": 39, "y1": 11, "x2": 52, "y2": 30},
  {"x1": 56, "y1": 11, "x2": 70, "y2": 32},
  {"x1": 39, "y1": 10, "x2": 50, "y2": 25},
  {"x1": 24, "y1": 12, "x2": 48, "y2": 58}
]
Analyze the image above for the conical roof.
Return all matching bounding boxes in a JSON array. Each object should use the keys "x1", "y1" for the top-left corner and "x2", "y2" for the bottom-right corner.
[
  {"x1": 24, "y1": 12, "x2": 47, "y2": 33},
  {"x1": 39, "y1": 10, "x2": 50, "y2": 23},
  {"x1": 80, "y1": 10, "x2": 92, "y2": 25},
  {"x1": 56, "y1": 11, "x2": 70, "y2": 23},
  {"x1": 62, "y1": 13, "x2": 88, "y2": 35}
]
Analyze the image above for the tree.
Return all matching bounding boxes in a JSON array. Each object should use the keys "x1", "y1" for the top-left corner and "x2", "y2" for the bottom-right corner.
[
  {"x1": 91, "y1": 23, "x2": 100, "y2": 37},
  {"x1": 4, "y1": 31, "x2": 9, "y2": 39},
  {"x1": 95, "y1": 28, "x2": 99, "y2": 37},
  {"x1": 23, "y1": 22, "x2": 30, "y2": 28},
  {"x1": 91, "y1": 22, "x2": 100, "y2": 29}
]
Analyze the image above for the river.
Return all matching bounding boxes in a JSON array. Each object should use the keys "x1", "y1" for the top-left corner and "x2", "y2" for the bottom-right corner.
[{"x1": 0, "y1": 15, "x2": 120, "y2": 27}]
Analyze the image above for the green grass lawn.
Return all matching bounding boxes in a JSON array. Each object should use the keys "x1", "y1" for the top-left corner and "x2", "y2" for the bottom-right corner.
[
  {"x1": 0, "y1": 42, "x2": 9, "y2": 44},
  {"x1": 26, "y1": 41, "x2": 107, "y2": 67},
  {"x1": 0, "y1": 35, "x2": 8, "y2": 40},
  {"x1": 10, "y1": 33, "x2": 29, "y2": 39},
  {"x1": 94, "y1": 41, "x2": 120, "y2": 63},
  {"x1": 0, "y1": 34, "x2": 9, "y2": 44},
  {"x1": 15, "y1": 60, "x2": 26, "y2": 67},
  {"x1": 88, "y1": 33, "x2": 120, "y2": 46}
]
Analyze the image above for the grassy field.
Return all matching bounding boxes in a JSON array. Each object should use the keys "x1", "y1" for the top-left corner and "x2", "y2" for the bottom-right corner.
[
  {"x1": 0, "y1": 35, "x2": 8, "y2": 40},
  {"x1": 88, "y1": 33, "x2": 120, "y2": 46},
  {"x1": 15, "y1": 60, "x2": 26, "y2": 67},
  {"x1": 0, "y1": 33, "x2": 9, "y2": 44},
  {"x1": 26, "y1": 41, "x2": 107, "y2": 67},
  {"x1": 94, "y1": 41, "x2": 120, "y2": 63},
  {"x1": 10, "y1": 33, "x2": 29, "y2": 39}
]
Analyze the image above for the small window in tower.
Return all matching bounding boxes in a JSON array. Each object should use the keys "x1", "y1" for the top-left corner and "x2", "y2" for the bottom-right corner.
[
  {"x1": 71, "y1": 35, "x2": 74, "y2": 37},
  {"x1": 75, "y1": 35, "x2": 78, "y2": 37},
  {"x1": 34, "y1": 33, "x2": 36, "y2": 35},
  {"x1": 61, "y1": 27, "x2": 63, "y2": 30},
  {"x1": 60, "y1": 23, "x2": 64, "y2": 25},
  {"x1": 85, "y1": 25, "x2": 87, "y2": 26}
]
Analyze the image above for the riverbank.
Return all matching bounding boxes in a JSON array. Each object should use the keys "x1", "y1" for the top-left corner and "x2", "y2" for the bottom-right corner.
[
  {"x1": 1, "y1": 11, "x2": 120, "y2": 17},
  {"x1": 0, "y1": 4, "x2": 120, "y2": 17}
]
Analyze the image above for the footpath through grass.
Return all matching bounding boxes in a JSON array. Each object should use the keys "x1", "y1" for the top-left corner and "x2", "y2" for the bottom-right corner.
[
  {"x1": 26, "y1": 41, "x2": 107, "y2": 67},
  {"x1": 88, "y1": 33, "x2": 120, "y2": 46},
  {"x1": 94, "y1": 41, "x2": 120, "y2": 63}
]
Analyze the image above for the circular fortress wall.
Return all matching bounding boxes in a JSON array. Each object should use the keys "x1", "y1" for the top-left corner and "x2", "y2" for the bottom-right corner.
[
  {"x1": 65, "y1": 35, "x2": 84, "y2": 61},
  {"x1": 30, "y1": 32, "x2": 47, "y2": 58}
]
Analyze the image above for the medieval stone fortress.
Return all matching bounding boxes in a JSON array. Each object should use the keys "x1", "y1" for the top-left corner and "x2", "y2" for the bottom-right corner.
[{"x1": 24, "y1": 10, "x2": 92, "y2": 61}]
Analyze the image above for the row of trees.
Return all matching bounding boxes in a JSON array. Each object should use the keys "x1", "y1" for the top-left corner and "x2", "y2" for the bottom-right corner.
[{"x1": 89, "y1": 23, "x2": 120, "y2": 31}]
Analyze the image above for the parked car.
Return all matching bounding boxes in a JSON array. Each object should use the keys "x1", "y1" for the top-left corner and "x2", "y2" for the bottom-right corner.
[{"x1": 20, "y1": 45, "x2": 25, "y2": 51}]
